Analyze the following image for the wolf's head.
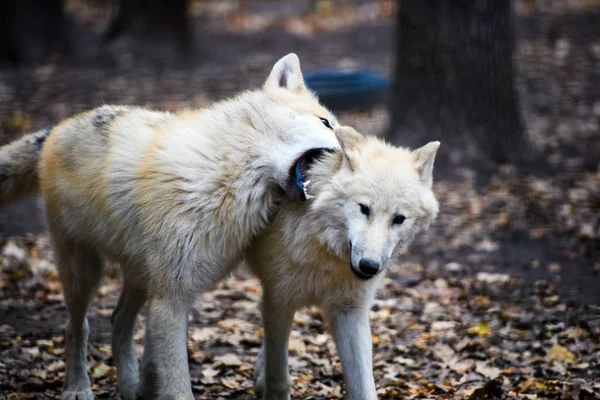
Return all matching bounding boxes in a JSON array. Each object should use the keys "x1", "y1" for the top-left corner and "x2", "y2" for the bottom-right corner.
[
  {"x1": 308, "y1": 127, "x2": 440, "y2": 281},
  {"x1": 248, "y1": 53, "x2": 340, "y2": 201}
]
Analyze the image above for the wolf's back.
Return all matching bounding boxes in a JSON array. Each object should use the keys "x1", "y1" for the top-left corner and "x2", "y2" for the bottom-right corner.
[{"x1": 0, "y1": 129, "x2": 50, "y2": 205}]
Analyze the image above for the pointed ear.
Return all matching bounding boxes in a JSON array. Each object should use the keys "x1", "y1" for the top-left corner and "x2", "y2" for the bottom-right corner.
[
  {"x1": 334, "y1": 126, "x2": 365, "y2": 171},
  {"x1": 412, "y1": 141, "x2": 440, "y2": 188},
  {"x1": 264, "y1": 53, "x2": 306, "y2": 92}
]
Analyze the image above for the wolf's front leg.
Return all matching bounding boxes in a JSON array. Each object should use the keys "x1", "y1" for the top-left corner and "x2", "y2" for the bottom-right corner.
[
  {"x1": 327, "y1": 307, "x2": 377, "y2": 400},
  {"x1": 137, "y1": 297, "x2": 193, "y2": 400},
  {"x1": 254, "y1": 293, "x2": 294, "y2": 400}
]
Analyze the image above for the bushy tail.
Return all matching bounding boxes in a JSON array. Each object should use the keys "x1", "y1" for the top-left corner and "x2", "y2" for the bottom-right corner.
[{"x1": 0, "y1": 129, "x2": 50, "y2": 205}]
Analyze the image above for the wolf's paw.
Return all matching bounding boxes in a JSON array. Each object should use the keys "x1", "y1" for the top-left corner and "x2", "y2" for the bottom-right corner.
[
  {"x1": 61, "y1": 388, "x2": 94, "y2": 400},
  {"x1": 118, "y1": 386, "x2": 137, "y2": 400},
  {"x1": 254, "y1": 378, "x2": 291, "y2": 400},
  {"x1": 117, "y1": 375, "x2": 139, "y2": 400}
]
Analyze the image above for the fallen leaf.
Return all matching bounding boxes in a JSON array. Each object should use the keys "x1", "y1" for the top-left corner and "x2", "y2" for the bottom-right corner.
[
  {"x1": 214, "y1": 353, "x2": 242, "y2": 368},
  {"x1": 547, "y1": 343, "x2": 577, "y2": 364},
  {"x1": 468, "y1": 321, "x2": 491, "y2": 336},
  {"x1": 92, "y1": 363, "x2": 111, "y2": 378}
]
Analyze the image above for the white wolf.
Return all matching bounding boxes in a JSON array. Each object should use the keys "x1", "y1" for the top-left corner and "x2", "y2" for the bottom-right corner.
[
  {"x1": 0, "y1": 54, "x2": 341, "y2": 399},
  {"x1": 246, "y1": 127, "x2": 440, "y2": 400}
]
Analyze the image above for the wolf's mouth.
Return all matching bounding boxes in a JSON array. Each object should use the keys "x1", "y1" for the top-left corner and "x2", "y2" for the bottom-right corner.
[
  {"x1": 350, "y1": 266, "x2": 373, "y2": 281},
  {"x1": 285, "y1": 148, "x2": 333, "y2": 201}
]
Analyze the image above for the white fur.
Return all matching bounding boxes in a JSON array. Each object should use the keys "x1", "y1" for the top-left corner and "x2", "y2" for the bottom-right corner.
[{"x1": 246, "y1": 127, "x2": 440, "y2": 399}]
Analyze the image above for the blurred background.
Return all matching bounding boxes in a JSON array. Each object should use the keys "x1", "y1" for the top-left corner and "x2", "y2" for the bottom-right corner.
[{"x1": 0, "y1": 1, "x2": 599, "y2": 398}]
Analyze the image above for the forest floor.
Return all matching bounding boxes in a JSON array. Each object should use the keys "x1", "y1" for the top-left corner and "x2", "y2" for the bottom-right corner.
[{"x1": 1, "y1": 1, "x2": 599, "y2": 399}]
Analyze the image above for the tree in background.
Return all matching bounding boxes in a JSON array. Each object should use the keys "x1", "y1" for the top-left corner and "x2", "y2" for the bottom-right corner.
[
  {"x1": 0, "y1": 0, "x2": 192, "y2": 65},
  {"x1": 387, "y1": 0, "x2": 530, "y2": 170},
  {"x1": 103, "y1": 0, "x2": 191, "y2": 52},
  {"x1": 0, "y1": 0, "x2": 68, "y2": 65}
]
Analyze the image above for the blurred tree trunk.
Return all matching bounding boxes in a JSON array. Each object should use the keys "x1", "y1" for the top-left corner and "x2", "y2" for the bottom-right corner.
[
  {"x1": 104, "y1": 0, "x2": 191, "y2": 51},
  {"x1": 387, "y1": 0, "x2": 529, "y2": 168},
  {"x1": 0, "y1": 0, "x2": 68, "y2": 65}
]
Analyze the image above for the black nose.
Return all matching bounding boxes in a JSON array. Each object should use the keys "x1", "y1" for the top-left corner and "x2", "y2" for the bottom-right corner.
[{"x1": 358, "y1": 259, "x2": 380, "y2": 277}]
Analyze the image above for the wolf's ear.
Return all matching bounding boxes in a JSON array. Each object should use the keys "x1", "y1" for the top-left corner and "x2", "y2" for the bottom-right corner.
[
  {"x1": 264, "y1": 53, "x2": 307, "y2": 92},
  {"x1": 412, "y1": 141, "x2": 440, "y2": 188},
  {"x1": 335, "y1": 126, "x2": 365, "y2": 171}
]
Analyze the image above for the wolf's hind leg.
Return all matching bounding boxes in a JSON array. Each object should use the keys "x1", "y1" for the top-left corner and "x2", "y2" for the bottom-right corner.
[
  {"x1": 53, "y1": 236, "x2": 103, "y2": 400},
  {"x1": 111, "y1": 276, "x2": 147, "y2": 400},
  {"x1": 254, "y1": 292, "x2": 294, "y2": 400},
  {"x1": 137, "y1": 296, "x2": 193, "y2": 399}
]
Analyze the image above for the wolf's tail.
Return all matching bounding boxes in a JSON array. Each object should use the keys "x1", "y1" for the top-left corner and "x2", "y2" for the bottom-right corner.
[{"x1": 0, "y1": 129, "x2": 50, "y2": 205}]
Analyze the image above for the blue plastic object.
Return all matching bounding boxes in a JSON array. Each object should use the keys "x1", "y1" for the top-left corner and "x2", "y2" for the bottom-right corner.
[{"x1": 303, "y1": 69, "x2": 389, "y2": 111}]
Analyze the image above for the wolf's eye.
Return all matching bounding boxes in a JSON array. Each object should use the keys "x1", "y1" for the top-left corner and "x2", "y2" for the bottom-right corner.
[
  {"x1": 359, "y1": 203, "x2": 370, "y2": 217},
  {"x1": 320, "y1": 118, "x2": 333, "y2": 129},
  {"x1": 393, "y1": 215, "x2": 406, "y2": 225}
]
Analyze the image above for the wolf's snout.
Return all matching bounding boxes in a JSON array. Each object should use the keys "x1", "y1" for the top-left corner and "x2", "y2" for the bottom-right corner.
[
  {"x1": 350, "y1": 258, "x2": 380, "y2": 281},
  {"x1": 358, "y1": 259, "x2": 380, "y2": 277}
]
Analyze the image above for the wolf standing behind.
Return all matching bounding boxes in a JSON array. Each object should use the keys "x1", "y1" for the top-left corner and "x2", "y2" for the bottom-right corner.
[
  {"x1": 246, "y1": 127, "x2": 440, "y2": 400},
  {"x1": 0, "y1": 54, "x2": 341, "y2": 399}
]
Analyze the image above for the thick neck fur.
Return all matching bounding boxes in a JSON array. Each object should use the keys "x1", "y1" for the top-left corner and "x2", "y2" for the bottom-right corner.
[
  {"x1": 142, "y1": 91, "x2": 285, "y2": 260},
  {"x1": 273, "y1": 151, "x2": 348, "y2": 267}
]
